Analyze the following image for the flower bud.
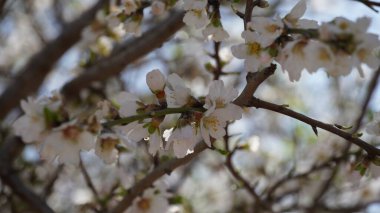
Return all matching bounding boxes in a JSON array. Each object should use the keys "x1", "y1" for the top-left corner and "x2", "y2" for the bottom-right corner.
[{"x1": 146, "y1": 69, "x2": 166, "y2": 92}]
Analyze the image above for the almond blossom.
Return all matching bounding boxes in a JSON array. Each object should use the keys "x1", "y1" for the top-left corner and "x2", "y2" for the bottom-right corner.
[
  {"x1": 182, "y1": 0, "x2": 209, "y2": 29},
  {"x1": 231, "y1": 30, "x2": 274, "y2": 72},
  {"x1": 95, "y1": 133, "x2": 120, "y2": 164},
  {"x1": 204, "y1": 80, "x2": 242, "y2": 121},
  {"x1": 165, "y1": 125, "x2": 200, "y2": 158},
  {"x1": 13, "y1": 97, "x2": 47, "y2": 143},
  {"x1": 40, "y1": 121, "x2": 95, "y2": 165},
  {"x1": 112, "y1": 92, "x2": 163, "y2": 155},
  {"x1": 151, "y1": 0, "x2": 166, "y2": 16},
  {"x1": 202, "y1": 23, "x2": 229, "y2": 42},
  {"x1": 122, "y1": 0, "x2": 139, "y2": 15},
  {"x1": 277, "y1": 39, "x2": 334, "y2": 81},
  {"x1": 164, "y1": 73, "x2": 192, "y2": 107},
  {"x1": 247, "y1": 17, "x2": 283, "y2": 44},
  {"x1": 283, "y1": 0, "x2": 318, "y2": 29},
  {"x1": 127, "y1": 182, "x2": 170, "y2": 213},
  {"x1": 201, "y1": 80, "x2": 243, "y2": 146},
  {"x1": 146, "y1": 69, "x2": 166, "y2": 93},
  {"x1": 319, "y1": 17, "x2": 380, "y2": 77},
  {"x1": 13, "y1": 93, "x2": 62, "y2": 143},
  {"x1": 124, "y1": 14, "x2": 142, "y2": 36}
]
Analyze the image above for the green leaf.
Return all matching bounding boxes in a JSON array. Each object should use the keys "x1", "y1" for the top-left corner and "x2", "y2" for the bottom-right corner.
[
  {"x1": 169, "y1": 195, "x2": 183, "y2": 204},
  {"x1": 216, "y1": 149, "x2": 229, "y2": 156},
  {"x1": 43, "y1": 107, "x2": 59, "y2": 128}
]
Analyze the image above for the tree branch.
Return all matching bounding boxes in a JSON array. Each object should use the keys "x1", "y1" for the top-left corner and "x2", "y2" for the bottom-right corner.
[
  {"x1": 110, "y1": 143, "x2": 208, "y2": 213},
  {"x1": 61, "y1": 10, "x2": 185, "y2": 99},
  {"x1": 0, "y1": 0, "x2": 108, "y2": 120},
  {"x1": 0, "y1": 137, "x2": 54, "y2": 213},
  {"x1": 249, "y1": 98, "x2": 380, "y2": 156},
  {"x1": 225, "y1": 147, "x2": 271, "y2": 211}
]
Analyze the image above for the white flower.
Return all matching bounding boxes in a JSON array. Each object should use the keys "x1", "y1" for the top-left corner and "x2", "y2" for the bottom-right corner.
[
  {"x1": 325, "y1": 53, "x2": 353, "y2": 77},
  {"x1": 151, "y1": 1, "x2": 166, "y2": 16},
  {"x1": 13, "y1": 94, "x2": 62, "y2": 143},
  {"x1": 164, "y1": 73, "x2": 192, "y2": 107},
  {"x1": 112, "y1": 92, "x2": 163, "y2": 155},
  {"x1": 283, "y1": 0, "x2": 318, "y2": 28},
  {"x1": 231, "y1": 30, "x2": 274, "y2": 72},
  {"x1": 165, "y1": 125, "x2": 200, "y2": 158},
  {"x1": 183, "y1": 0, "x2": 207, "y2": 10},
  {"x1": 40, "y1": 121, "x2": 95, "y2": 165},
  {"x1": 81, "y1": 26, "x2": 101, "y2": 47},
  {"x1": 13, "y1": 98, "x2": 46, "y2": 143},
  {"x1": 201, "y1": 80, "x2": 243, "y2": 146},
  {"x1": 127, "y1": 182, "x2": 170, "y2": 213},
  {"x1": 95, "y1": 133, "x2": 120, "y2": 164},
  {"x1": 122, "y1": 0, "x2": 138, "y2": 15},
  {"x1": 277, "y1": 39, "x2": 334, "y2": 81},
  {"x1": 90, "y1": 36, "x2": 113, "y2": 56},
  {"x1": 124, "y1": 15, "x2": 142, "y2": 36},
  {"x1": 318, "y1": 17, "x2": 380, "y2": 77},
  {"x1": 247, "y1": 16, "x2": 284, "y2": 44},
  {"x1": 202, "y1": 24, "x2": 229, "y2": 42},
  {"x1": 359, "y1": 178, "x2": 380, "y2": 202},
  {"x1": 204, "y1": 80, "x2": 243, "y2": 121},
  {"x1": 127, "y1": 124, "x2": 163, "y2": 155},
  {"x1": 366, "y1": 112, "x2": 380, "y2": 136},
  {"x1": 200, "y1": 108, "x2": 226, "y2": 146},
  {"x1": 95, "y1": 100, "x2": 113, "y2": 121},
  {"x1": 146, "y1": 69, "x2": 166, "y2": 93},
  {"x1": 183, "y1": 10, "x2": 209, "y2": 29},
  {"x1": 353, "y1": 33, "x2": 380, "y2": 76}
]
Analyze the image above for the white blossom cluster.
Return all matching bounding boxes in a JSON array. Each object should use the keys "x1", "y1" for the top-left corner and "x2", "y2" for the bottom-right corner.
[
  {"x1": 182, "y1": 0, "x2": 229, "y2": 42},
  {"x1": 230, "y1": 0, "x2": 380, "y2": 81},
  {"x1": 12, "y1": 70, "x2": 243, "y2": 165}
]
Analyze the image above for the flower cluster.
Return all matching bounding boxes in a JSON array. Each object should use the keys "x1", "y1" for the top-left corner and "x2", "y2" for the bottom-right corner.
[
  {"x1": 182, "y1": 0, "x2": 229, "y2": 42},
  {"x1": 231, "y1": 0, "x2": 380, "y2": 81},
  {"x1": 12, "y1": 70, "x2": 243, "y2": 164}
]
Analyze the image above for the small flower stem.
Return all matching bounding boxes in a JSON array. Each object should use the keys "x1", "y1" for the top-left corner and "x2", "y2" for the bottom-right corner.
[{"x1": 103, "y1": 107, "x2": 205, "y2": 127}]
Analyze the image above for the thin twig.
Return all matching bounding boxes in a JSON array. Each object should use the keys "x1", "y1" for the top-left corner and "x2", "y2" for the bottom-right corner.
[
  {"x1": 61, "y1": 10, "x2": 185, "y2": 99},
  {"x1": 79, "y1": 157, "x2": 101, "y2": 203},
  {"x1": 0, "y1": 0, "x2": 108, "y2": 120}
]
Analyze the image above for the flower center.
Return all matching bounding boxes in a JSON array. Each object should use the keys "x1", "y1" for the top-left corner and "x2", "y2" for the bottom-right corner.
[
  {"x1": 137, "y1": 198, "x2": 151, "y2": 210},
  {"x1": 338, "y1": 22, "x2": 349, "y2": 30},
  {"x1": 203, "y1": 116, "x2": 219, "y2": 131},
  {"x1": 291, "y1": 41, "x2": 306, "y2": 56},
  {"x1": 62, "y1": 126, "x2": 81, "y2": 141},
  {"x1": 247, "y1": 42, "x2": 262, "y2": 55},
  {"x1": 215, "y1": 99, "x2": 225, "y2": 109},
  {"x1": 265, "y1": 24, "x2": 281, "y2": 33},
  {"x1": 318, "y1": 48, "x2": 331, "y2": 61},
  {"x1": 100, "y1": 137, "x2": 119, "y2": 151},
  {"x1": 356, "y1": 48, "x2": 367, "y2": 61}
]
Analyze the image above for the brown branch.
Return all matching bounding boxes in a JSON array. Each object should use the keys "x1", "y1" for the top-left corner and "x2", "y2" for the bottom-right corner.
[
  {"x1": 41, "y1": 164, "x2": 64, "y2": 199},
  {"x1": 225, "y1": 147, "x2": 271, "y2": 212},
  {"x1": 109, "y1": 143, "x2": 208, "y2": 213},
  {"x1": 61, "y1": 10, "x2": 185, "y2": 99},
  {"x1": 249, "y1": 98, "x2": 380, "y2": 156},
  {"x1": 354, "y1": 66, "x2": 380, "y2": 131},
  {"x1": 0, "y1": 0, "x2": 108, "y2": 120},
  {"x1": 352, "y1": 0, "x2": 380, "y2": 12},
  {"x1": 79, "y1": 157, "x2": 101, "y2": 203},
  {"x1": 307, "y1": 66, "x2": 380, "y2": 211},
  {"x1": 0, "y1": 137, "x2": 54, "y2": 213},
  {"x1": 233, "y1": 64, "x2": 277, "y2": 106}
]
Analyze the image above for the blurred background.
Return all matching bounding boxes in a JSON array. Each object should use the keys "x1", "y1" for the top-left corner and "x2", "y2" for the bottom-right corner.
[{"x1": 1, "y1": 0, "x2": 380, "y2": 212}]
